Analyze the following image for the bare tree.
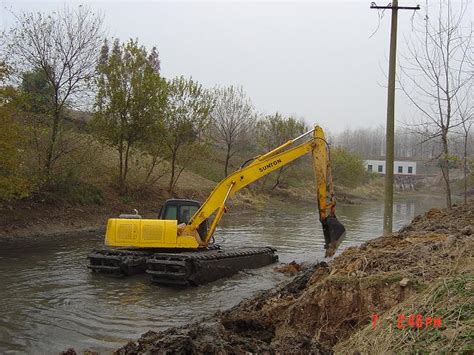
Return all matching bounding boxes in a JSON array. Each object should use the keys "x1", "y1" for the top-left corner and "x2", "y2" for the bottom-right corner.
[
  {"x1": 398, "y1": 0, "x2": 473, "y2": 208},
  {"x1": 460, "y1": 118, "x2": 473, "y2": 203},
  {"x1": 5, "y1": 6, "x2": 104, "y2": 177},
  {"x1": 456, "y1": 82, "x2": 473, "y2": 203},
  {"x1": 210, "y1": 85, "x2": 255, "y2": 177},
  {"x1": 335, "y1": 126, "x2": 386, "y2": 158}
]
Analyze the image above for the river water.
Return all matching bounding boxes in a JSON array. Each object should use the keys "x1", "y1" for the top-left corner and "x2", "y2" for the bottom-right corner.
[{"x1": 0, "y1": 196, "x2": 444, "y2": 354}]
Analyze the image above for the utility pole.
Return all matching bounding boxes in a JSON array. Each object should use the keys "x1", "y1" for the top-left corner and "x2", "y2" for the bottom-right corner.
[{"x1": 370, "y1": 1, "x2": 419, "y2": 235}]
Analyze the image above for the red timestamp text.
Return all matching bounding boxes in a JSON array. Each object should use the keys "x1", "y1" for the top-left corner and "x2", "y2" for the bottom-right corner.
[{"x1": 371, "y1": 313, "x2": 442, "y2": 330}]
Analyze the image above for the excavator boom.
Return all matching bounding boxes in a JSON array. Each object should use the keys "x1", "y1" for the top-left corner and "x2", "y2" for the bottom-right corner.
[
  {"x1": 183, "y1": 125, "x2": 345, "y2": 256},
  {"x1": 103, "y1": 125, "x2": 345, "y2": 257}
]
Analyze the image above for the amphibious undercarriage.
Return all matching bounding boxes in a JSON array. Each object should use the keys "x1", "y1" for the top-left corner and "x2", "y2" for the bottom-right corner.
[{"x1": 88, "y1": 246, "x2": 278, "y2": 286}]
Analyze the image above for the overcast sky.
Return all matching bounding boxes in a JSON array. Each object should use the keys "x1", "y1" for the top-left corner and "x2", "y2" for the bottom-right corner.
[{"x1": 1, "y1": 1, "x2": 469, "y2": 133}]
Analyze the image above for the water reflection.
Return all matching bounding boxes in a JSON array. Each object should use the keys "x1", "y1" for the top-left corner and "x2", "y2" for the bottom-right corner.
[{"x1": 0, "y1": 196, "x2": 444, "y2": 353}]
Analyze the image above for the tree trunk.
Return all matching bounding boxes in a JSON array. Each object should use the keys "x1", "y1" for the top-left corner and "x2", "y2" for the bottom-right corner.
[
  {"x1": 441, "y1": 130, "x2": 452, "y2": 209},
  {"x1": 224, "y1": 144, "x2": 231, "y2": 177},
  {"x1": 172, "y1": 166, "x2": 186, "y2": 193},
  {"x1": 272, "y1": 168, "x2": 283, "y2": 190},
  {"x1": 122, "y1": 142, "x2": 131, "y2": 191},
  {"x1": 44, "y1": 108, "x2": 61, "y2": 178},
  {"x1": 169, "y1": 149, "x2": 177, "y2": 193},
  {"x1": 144, "y1": 154, "x2": 159, "y2": 184},
  {"x1": 118, "y1": 141, "x2": 124, "y2": 190},
  {"x1": 463, "y1": 132, "x2": 468, "y2": 204}
]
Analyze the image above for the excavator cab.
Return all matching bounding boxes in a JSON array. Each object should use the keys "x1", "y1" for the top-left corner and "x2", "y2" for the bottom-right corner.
[{"x1": 159, "y1": 199, "x2": 208, "y2": 240}]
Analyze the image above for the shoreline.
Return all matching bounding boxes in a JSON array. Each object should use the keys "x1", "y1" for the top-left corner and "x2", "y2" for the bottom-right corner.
[
  {"x1": 0, "y1": 186, "x2": 377, "y2": 240},
  {"x1": 2, "y1": 179, "x2": 449, "y2": 242},
  {"x1": 110, "y1": 202, "x2": 473, "y2": 354},
  {"x1": 0, "y1": 226, "x2": 104, "y2": 242}
]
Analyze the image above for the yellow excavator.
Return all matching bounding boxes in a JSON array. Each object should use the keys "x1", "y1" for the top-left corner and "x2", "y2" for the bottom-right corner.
[{"x1": 89, "y1": 126, "x2": 345, "y2": 286}]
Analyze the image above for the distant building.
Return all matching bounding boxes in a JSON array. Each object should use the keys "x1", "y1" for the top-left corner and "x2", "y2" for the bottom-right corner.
[{"x1": 364, "y1": 159, "x2": 417, "y2": 175}]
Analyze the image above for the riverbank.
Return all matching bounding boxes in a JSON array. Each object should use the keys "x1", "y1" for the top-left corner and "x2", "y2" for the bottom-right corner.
[
  {"x1": 0, "y1": 178, "x2": 383, "y2": 239},
  {"x1": 114, "y1": 202, "x2": 473, "y2": 353}
]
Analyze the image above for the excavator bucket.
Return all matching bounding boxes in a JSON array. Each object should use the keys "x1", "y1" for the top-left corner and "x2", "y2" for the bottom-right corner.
[{"x1": 321, "y1": 215, "x2": 346, "y2": 257}]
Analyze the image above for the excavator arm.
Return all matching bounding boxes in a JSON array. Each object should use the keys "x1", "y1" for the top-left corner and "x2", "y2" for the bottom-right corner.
[{"x1": 182, "y1": 125, "x2": 346, "y2": 257}]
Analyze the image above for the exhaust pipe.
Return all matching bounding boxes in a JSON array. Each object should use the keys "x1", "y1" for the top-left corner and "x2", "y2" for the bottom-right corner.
[{"x1": 321, "y1": 215, "x2": 346, "y2": 257}]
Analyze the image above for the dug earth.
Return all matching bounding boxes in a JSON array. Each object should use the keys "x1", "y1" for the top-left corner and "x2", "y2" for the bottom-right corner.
[{"x1": 72, "y1": 202, "x2": 474, "y2": 354}]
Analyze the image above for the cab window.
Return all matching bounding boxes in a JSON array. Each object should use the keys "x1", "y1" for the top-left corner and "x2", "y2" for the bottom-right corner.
[
  {"x1": 180, "y1": 205, "x2": 199, "y2": 224},
  {"x1": 163, "y1": 205, "x2": 178, "y2": 220}
]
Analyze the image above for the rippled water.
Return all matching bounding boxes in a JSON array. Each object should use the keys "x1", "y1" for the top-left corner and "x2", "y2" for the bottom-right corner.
[{"x1": 0, "y1": 196, "x2": 444, "y2": 354}]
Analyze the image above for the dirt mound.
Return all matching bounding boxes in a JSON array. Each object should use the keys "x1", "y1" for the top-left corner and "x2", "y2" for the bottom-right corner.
[
  {"x1": 400, "y1": 203, "x2": 473, "y2": 235},
  {"x1": 335, "y1": 265, "x2": 473, "y2": 353},
  {"x1": 115, "y1": 202, "x2": 473, "y2": 354},
  {"x1": 273, "y1": 261, "x2": 303, "y2": 275}
]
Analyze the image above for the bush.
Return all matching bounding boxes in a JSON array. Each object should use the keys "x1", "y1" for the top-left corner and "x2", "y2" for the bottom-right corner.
[
  {"x1": 331, "y1": 147, "x2": 367, "y2": 188},
  {"x1": 0, "y1": 96, "x2": 34, "y2": 202},
  {"x1": 37, "y1": 173, "x2": 104, "y2": 205}
]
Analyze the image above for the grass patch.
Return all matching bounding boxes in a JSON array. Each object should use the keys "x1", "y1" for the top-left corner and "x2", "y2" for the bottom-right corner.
[{"x1": 335, "y1": 270, "x2": 474, "y2": 353}]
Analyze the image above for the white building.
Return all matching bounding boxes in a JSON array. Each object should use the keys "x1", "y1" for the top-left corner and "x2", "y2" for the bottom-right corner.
[{"x1": 364, "y1": 160, "x2": 417, "y2": 175}]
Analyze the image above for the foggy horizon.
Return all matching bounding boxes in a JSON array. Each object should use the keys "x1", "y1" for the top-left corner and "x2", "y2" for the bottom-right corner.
[{"x1": 1, "y1": 1, "x2": 469, "y2": 133}]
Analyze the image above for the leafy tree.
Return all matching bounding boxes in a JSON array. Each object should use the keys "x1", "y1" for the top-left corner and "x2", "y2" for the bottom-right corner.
[
  {"x1": 330, "y1": 147, "x2": 367, "y2": 188},
  {"x1": 255, "y1": 113, "x2": 307, "y2": 190},
  {"x1": 92, "y1": 39, "x2": 167, "y2": 191},
  {"x1": 21, "y1": 68, "x2": 54, "y2": 114},
  {"x1": 163, "y1": 76, "x2": 214, "y2": 193},
  {"x1": 5, "y1": 6, "x2": 104, "y2": 177},
  {"x1": 0, "y1": 64, "x2": 32, "y2": 201},
  {"x1": 210, "y1": 85, "x2": 255, "y2": 177},
  {"x1": 256, "y1": 113, "x2": 307, "y2": 150},
  {"x1": 137, "y1": 111, "x2": 167, "y2": 186}
]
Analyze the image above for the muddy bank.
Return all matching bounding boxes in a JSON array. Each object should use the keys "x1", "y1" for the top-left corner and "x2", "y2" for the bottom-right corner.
[
  {"x1": 0, "y1": 185, "x2": 211, "y2": 239},
  {"x1": 0, "y1": 183, "x2": 370, "y2": 240},
  {"x1": 114, "y1": 202, "x2": 473, "y2": 354},
  {"x1": 0, "y1": 198, "x2": 150, "y2": 240}
]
